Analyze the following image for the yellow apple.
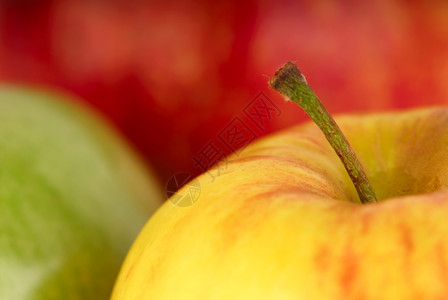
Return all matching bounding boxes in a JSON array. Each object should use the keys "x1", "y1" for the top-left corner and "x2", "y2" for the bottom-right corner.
[{"x1": 111, "y1": 105, "x2": 448, "y2": 299}]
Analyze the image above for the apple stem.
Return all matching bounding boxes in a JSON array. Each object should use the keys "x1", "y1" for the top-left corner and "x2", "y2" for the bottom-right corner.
[{"x1": 268, "y1": 61, "x2": 377, "y2": 204}]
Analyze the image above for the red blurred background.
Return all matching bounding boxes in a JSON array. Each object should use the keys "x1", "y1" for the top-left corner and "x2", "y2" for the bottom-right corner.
[{"x1": 1, "y1": 0, "x2": 448, "y2": 192}]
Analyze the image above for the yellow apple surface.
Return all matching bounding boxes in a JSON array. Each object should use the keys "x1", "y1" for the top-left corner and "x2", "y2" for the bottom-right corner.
[{"x1": 112, "y1": 106, "x2": 448, "y2": 299}]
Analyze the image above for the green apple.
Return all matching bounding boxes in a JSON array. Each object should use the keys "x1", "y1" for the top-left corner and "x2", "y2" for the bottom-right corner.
[
  {"x1": 111, "y1": 64, "x2": 448, "y2": 299},
  {"x1": 0, "y1": 85, "x2": 163, "y2": 299}
]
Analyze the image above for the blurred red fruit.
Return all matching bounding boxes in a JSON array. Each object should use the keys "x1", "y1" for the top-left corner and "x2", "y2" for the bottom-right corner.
[{"x1": 2, "y1": 0, "x2": 448, "y2": 189}]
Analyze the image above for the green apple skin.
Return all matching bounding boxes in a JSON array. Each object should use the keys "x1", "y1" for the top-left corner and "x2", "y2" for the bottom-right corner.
[
  {"x1": 0, "y1": 85, "x2": 163, "y2": 299},
  {"x1": 112, "y1": 107, "x2": 448, "y2": 299}
]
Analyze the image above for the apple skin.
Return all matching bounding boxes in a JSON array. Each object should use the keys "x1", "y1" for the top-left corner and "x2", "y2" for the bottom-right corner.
[
  {"x1": 0, "y1": 86, "x2": 163, "y2": 299},
  {"x1": 112, "y1": 107, "x2": 448, "y2": 299}
]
